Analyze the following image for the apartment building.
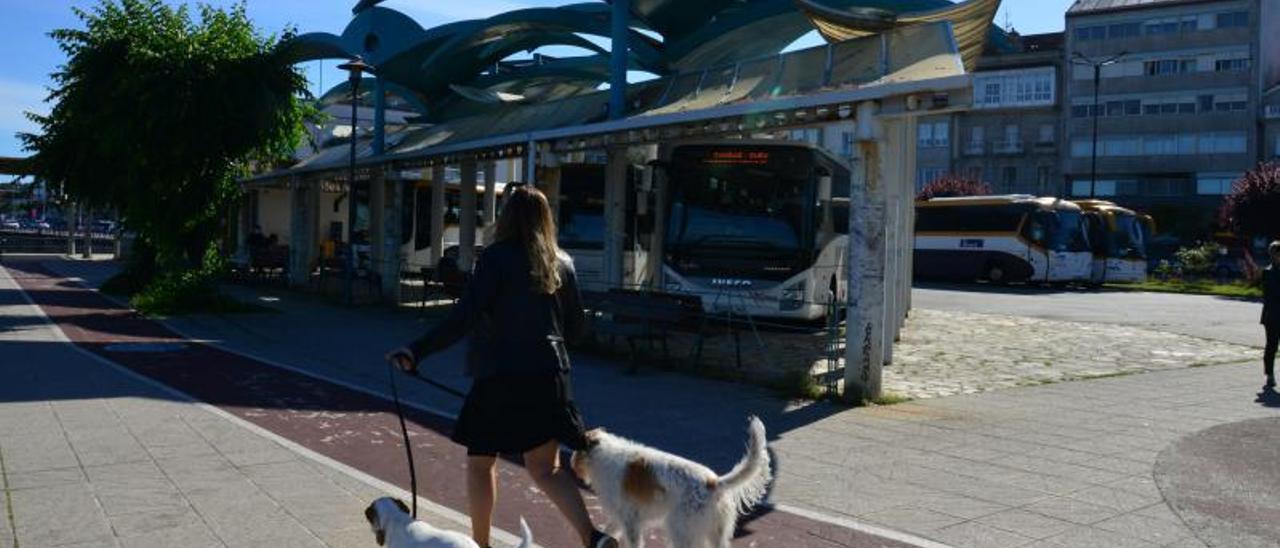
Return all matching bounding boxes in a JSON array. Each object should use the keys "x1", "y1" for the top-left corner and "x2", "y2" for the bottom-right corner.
[{"x1": 1063, "y1": 0, "x2": 1279, "y2": 233}]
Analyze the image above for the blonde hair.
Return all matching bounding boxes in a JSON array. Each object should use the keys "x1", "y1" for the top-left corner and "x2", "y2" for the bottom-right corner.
[{"x1": 495, "y1": 185, "x2": 562, "y2": 294}]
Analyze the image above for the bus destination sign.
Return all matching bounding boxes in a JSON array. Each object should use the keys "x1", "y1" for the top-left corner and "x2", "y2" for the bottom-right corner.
[{"x1": 703, "y1": 150, "x2": 770, "y2": 165}]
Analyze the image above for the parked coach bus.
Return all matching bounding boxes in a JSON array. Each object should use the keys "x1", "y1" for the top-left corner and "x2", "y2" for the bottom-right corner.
[
  {"x1": 658, "y1": 141, "x2": 851, "y2": 321},
  {"x1": 914, "y1": 195, "x2": 1092, "y2": 284},
  {"x1": 400, "y1": 180, "x2": 496, "y2": 269},
  {"x1": 1073, "y1": 200, "x2": 1153, "y2": 284}
]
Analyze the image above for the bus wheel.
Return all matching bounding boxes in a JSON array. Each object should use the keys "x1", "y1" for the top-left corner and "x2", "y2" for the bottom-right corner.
[{"x1": 985, "y1": 264, "x2": 1007, "y2": 284}]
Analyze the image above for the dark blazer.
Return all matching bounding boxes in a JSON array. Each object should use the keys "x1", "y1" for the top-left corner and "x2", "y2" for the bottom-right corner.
[
  {"x1": 1265, "y1": 265, "x2": 1280, "y2": 327},
  {"x1": 409, "y1": 239, "x2": 585, "y2": 378}
]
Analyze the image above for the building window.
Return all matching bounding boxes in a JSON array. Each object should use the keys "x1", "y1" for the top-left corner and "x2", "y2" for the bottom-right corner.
[
  {"x1": 1214, "y1": 99, "x2": 1248, "y2": 112},
  {"x1": 1071, "y1": 180, "x2": 1118, "y2": 197},
  {"x1": 840, "y1": 131, "x2": 855, "y2": 158},
  {"x1": 1108, "y1": 22, "x2": 1141, "y2": 38},
  {"x1": 1214, "y1": 58, "x2": 1250, "y2": 72},
  {"x1": 973, "y1": 68, "x2": 1056, "y2": 109},
  {"x1": 1074, "y1": 25, "x2": 1107, "y2": 41},
  {"x1": 1199, "y1": 132, "x2": 1247, "y2": 154},
  {"x1": 1037, "y1": 166, "x2": 1051, "y2": 189},
  {"x1": 1196, "y1": 175, "x2": 1237, "y2": 195},
  {"x1": 918, "y1": 121, "x2": 950, "y2": 148},
  {"x1": 917, "y1": 168, "x2": 947, "y2": 188},
  {"x1": 1145, "y1": 59, "x2": 1195, "y2": 76},
  {"x1": 1037, "y1": 124, "x2": 1054, "y2": 144},
  {"x1": 1001, "y1": 167, "x2": 1017, "y2": 189},
  {"x1": 966, "y1": 126, "x2": 985, "y2": 155},
  {"x1": 1216, "y1": 11, "x2": 1248, "y2": 28}
]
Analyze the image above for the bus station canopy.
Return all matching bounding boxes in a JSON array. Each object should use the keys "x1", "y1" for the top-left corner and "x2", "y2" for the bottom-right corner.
[
  {"x1": 249, "y1": 20, "x2": 968, "y2": 183},
  {"x1": 279, "y1": 0, "x2": 1006, "y2": 122}
]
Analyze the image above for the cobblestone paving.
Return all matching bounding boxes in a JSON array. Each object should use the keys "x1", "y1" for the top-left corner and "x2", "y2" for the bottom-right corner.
[{"x1": 884, "y1": 309, "x2": 1259, "y2": 400}]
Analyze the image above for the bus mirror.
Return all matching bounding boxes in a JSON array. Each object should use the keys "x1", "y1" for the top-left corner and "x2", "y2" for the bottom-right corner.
[{"x1": 818, "y1": 176, "x2": 833, "y2": 202}]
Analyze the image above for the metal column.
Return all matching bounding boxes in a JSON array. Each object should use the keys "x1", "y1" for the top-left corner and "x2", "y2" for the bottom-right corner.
[
  {"x1": 428, "y1": 165, "x2": 446, "y2": 267},
  {"x1": 602, "y1": 147, "x2": 628, "y2": 288},
  {"x1": 609, "y1": 0, "x2": 630, "y2": 120},
  {"x1": 458, "y1": 161, "x2": 478, "y2": 271}
]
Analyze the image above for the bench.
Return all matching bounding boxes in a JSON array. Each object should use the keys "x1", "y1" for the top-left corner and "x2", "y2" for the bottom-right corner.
[{"x1": 581, "y1": 288, "x2": 716, "y2": 373}]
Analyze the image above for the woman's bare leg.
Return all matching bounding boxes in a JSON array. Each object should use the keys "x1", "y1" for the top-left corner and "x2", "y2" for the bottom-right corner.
[
  {"x1": 468, "y1": 455, "x2": 498, "y2": 546},
  {"x1": 524, "y1": 440, "x2": 595, "y2": 545}
]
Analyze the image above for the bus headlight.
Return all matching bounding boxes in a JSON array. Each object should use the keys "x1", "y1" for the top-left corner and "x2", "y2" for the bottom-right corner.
[{"x1": 780, "y1": 280, "x2": 806, "y2": 311}]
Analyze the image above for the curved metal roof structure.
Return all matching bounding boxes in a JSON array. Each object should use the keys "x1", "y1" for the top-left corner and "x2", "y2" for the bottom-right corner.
[
  {"x1": 281, "y1": 0, "x2": 1003, "y2": 122},
  {"x1": 795, "y1": 0, "x2": 1003, "y2": 69}
]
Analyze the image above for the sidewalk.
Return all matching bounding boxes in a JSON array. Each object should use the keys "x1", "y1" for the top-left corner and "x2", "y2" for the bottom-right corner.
[
  {"x1": 0, "y1": 263, "x2": 477, "y2": 548},
  {"x1": 21, "y1": 258, "x2": 1280, "y2": 547}
]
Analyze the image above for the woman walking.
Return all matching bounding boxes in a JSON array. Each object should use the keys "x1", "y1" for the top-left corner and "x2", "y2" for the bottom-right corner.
[
  {"x1": 1264, "y1": 241, "x2": 1280, "y2": 389},
  {"x1": 386, "y1": 185, "x2": 616, "y2": 548}
]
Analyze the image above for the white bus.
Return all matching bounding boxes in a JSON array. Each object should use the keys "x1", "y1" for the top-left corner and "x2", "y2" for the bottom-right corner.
[
  {"x1": 914, "y1": 195, "x2": 1092, "y2": 284},
  {"x1": 399, "y1": 180, "x2": 496, "y2": 270},
  {"x1": 1074, "y1": 200, "x2": 1153, "y2": 284},
  {"x1": 556, "y1": 163, "x2": 650, "y2": 291},
  {"x1": 656, "y1": 141, "x2": 851, "y2": 321}
]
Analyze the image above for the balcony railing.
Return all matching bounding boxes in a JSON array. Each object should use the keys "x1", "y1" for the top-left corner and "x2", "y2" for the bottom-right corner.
[
  {"x1": 1266, "y1": 105, "x2": 1280, "y2": 119},
  {"x1": 962, "y1": 142, "x2": 986, "y2": 156}
]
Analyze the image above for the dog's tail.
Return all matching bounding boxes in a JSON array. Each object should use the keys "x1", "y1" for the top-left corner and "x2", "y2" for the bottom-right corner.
[
  {"x1": 514, "y1": 517, "x2": 534, "y2": 548},
  {"x1": 715, "y1": 416, "x2": 771, "y2": 514}
]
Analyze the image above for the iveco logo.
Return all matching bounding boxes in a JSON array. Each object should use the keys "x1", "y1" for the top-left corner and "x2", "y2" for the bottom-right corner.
[{"x1": 710, "y1": 278, "x2": 753, "y2": 288}]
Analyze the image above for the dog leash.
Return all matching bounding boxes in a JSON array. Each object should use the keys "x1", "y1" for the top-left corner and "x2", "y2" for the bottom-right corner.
[{"x1": 386, "y1": 362, "x2": 421, "y2": 519}]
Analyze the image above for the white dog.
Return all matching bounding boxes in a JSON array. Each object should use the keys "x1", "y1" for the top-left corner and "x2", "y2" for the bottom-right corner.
[
  {"x1": 364, "y1": 497, "x2": 533, "y2": 548},
  {"x1": 571, "y1": 417, "x2": 772, "y2": 548}
]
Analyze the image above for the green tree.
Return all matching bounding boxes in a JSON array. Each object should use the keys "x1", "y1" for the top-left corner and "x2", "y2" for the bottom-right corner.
[{"x1": 21, "y1": 0, "x2": 311, "y2": 301}]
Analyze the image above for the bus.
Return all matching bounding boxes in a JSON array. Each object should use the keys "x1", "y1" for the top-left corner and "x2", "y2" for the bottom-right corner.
[
  {"x1": 1073, "y1": 200, "x2": 1153, "y2": 284},
  {"x1": 556, "y1": 163, "x2": 650, "y2": 290},
  {"x1": 657, "y1": 141, "x2": 851, "y2": 321},
  {"x1": 400, "y1": 179, "x2": 497, "y2": 270},
  {"x1": 914, "y1": 195, "x2": 1092, "y2": 284}
]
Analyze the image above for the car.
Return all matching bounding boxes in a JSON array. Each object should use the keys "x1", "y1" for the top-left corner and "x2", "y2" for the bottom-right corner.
[{"x1": 1, "y1": 220, "x2": 20, "y2": 230}]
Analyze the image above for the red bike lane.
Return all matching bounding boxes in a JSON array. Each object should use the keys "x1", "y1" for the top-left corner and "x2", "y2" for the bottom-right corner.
[{"x1": 6, "y1": 261, "x2": 929, "y2": 548}]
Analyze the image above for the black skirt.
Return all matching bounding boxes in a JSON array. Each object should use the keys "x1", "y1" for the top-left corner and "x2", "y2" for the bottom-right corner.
[{"x1": 451, "y1": 370, "x2": 587, "y2": 456}]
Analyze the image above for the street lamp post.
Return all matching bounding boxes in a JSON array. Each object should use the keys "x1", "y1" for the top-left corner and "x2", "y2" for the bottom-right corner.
[
  {"x1": 1071, "y1": 51, "x2": 1126, "y2": 199},
  {"x1": 338, "y1": 56, "x2": 373, "y2": 306}
]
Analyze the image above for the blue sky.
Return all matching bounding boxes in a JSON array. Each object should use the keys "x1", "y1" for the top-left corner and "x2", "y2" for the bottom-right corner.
[{"x1": 0, "y1": 0, "x2": 1073, "y2": 158}]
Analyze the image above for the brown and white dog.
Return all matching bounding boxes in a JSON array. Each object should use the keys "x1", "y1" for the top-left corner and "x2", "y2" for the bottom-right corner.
[
  {"x1": 364, "y1": 497, "x2": 533, "y2": 548},
  {"x1": 571, "y1": 417, "x2": 772, "y2": 548}
]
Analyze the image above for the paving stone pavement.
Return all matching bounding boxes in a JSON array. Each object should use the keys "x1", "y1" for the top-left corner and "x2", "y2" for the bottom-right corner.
[
  {"x1": 883, "y1": 309, "x2": 1258, "y2": 400},
  {"x1": 0, "y1": 263, "x2": 470, "y2": 548},
  {"x1": 29, "y1": 258, "x2": 1280, "y2": 547}
]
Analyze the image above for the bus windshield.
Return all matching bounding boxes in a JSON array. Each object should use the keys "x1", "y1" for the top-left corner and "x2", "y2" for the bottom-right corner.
[
  {"x1": 668, "y1": 168, "x2": 808, "y2": 253},
  {"x1": 1111, "y1": 214, "x2": 1146, "y2": 259},
  {"x1": 666, "y1": 146, "x2": 815, "y2": 280},
  {"x1": 1029, "y1": 210, "x2": 1090, "y2": 253}
]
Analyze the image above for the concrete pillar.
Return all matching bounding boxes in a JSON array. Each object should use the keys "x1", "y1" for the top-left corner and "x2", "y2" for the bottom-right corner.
[
  {"x1": 379, "y1": 171, "x2": 403, "y2": 300},
  {"x1": 609, "y1": 0, "x2": 630, "y2": 120},
  {"x1": 428, "y1": 165, "x2": 446, "y2": 267},
  {"x1": 602, "y1": 147, "x2": 629, "y2": 289},
  {"x1": 288, "y1": 178, "x2": 317, "y2": 287},
  {"x1": 483, "y1": 162, "x2": 497, "y2": 226},
  {"x1": 843, "y1": 101, "x2": 885, "y2": 403},
  {"x1": 458, "y1": 161, "x2": 478, "y2": 272},
  {"x1": 65, "y1": 202, "x2": 76, "y2": 256}
]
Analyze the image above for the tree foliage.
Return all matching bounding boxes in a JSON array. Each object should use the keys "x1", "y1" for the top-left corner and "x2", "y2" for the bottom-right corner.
[
  {"x1": 916, "y1": 174, "x2": 992, "y2": 201},
  {"x1": 21, "y1": 0, "x2": 312, "y2": 274},
  {"x1": 1220, "y1": 162, "x2": 1280, "y2": 241}
]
